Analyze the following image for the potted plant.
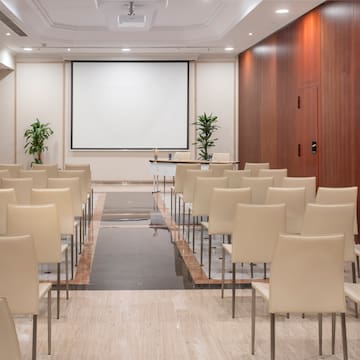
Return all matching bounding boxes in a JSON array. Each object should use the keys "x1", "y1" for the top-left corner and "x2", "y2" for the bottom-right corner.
[
  {"x1": 193, "y1": 112, "x2": 219, "y2": 160},
  {"x1": 24, "y1": 118, "x2": 54, "y2": 164}
]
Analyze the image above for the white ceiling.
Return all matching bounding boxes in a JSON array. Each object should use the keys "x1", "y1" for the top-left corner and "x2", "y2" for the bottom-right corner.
[{"x1": 0, "y1": 0, "x2": 326, "y2": 59}]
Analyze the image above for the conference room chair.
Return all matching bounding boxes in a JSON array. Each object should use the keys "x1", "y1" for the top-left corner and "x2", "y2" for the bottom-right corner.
[
  {"x1": 190, "y1": 176, "x2": 228, "y2": 260},
  {"x1": 0, "y1": 163, "x2": 22, "y2": 177},
  {"x1": 1, "y1": 177, "x2": 33, "y2": 204},
  {"x1": 0, "y1": 188, "x2": 16, "y2": 235},
  {"x1": 65, "y1": 163, "x2": 93, "y2": 221},
  {"x1": 251, "y1": 233, "x2": 348, "y2": 360},
  {"x1": 0, "y1": 169, "x2": 10, "y2": 184},
  {"x1": 265, "y1": 187, "x2": 306, "y2": 234},
  {"x1": 171, "y1": 163, "x2": 200, "y2": 220},
  {"x1": 281, "y1": 176, "x2": 316, "y2": 204},
  {"x1": 173, "y1": 151, "x2": 191, "y2": 160},
  {"x1": 221, "y1": 203, "x2": 286, "y2": 318},
  {"x1": 344, "y1": 282, "x2": 360, "y2": 318},
  {"x1": 19, "y1": 169, "x2": 48, "y2": 188},
  {"x1": 241, "y1": 176, "x2": 274, "y2": 204},
  {"x1": 31, "y1": 188, "x2": 77, "y2": 279},
  {"x1": 223, "y1": 169, "x2": 251, "y2": 188},
  {"x1": 244, "y1": 162, "x2": 270, "y2": 176},
  {"x1": 180, "y1": 169, "x2": 213, "y2": 238},
  {"x1": 212, "y1": 152, "x2": 230, "y2": 162},
  {"x1": 200, "y1": 187, "x2": 251, "y2": 279},
  {"x1": 258, "y1": 168, "x2": 288, "y2": 187},
  {"x1": 7, "y1": 204, "x2": 69, "y2": 320},
  {"x1": 208, "y1": 163, "x2": 233, "y2": 176},
  {"x1": 0, "y1": 234, "x2": 52, "y2": 360},
  {"x1": 0, "y1": 297, "x2": 21, "y2": 360},
  {"x1": 32, "y1": 163, "x2": 59, "y2": 177},
  {"x1": 48, "y1": 177, "x2": 83, "y2": 259}
]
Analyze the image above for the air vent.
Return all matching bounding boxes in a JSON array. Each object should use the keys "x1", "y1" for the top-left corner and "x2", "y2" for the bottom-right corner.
[
  {"x1": 118, "y1": 14, "x2": 146, "y2": 28},
  {"x1": 0, "y1": 10, "x2": 27, "y2": 36}
]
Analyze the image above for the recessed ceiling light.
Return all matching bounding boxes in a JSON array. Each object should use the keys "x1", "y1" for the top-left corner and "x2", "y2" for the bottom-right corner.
[
  {"x1": 67, "y1": 48, "x2": 71, "y2": 52},
  {"x1": 23, "y1": 47, "x2": 33, "y2": 51},
  {"x1": 249, "y1": 32, "x2": 253, "y2": 36},
  {"x1": 276, "y1": 9, "x2": 289, "y2": 14},
  {"x1": 225, "y1": 47, "x2": 234, "y2": 51},
  {"x1": 5, "y1": 32, "x2": 11, "y2": 36},
  {"x1": 121, "y1": 48, "x2": 131, "y2": 52}
]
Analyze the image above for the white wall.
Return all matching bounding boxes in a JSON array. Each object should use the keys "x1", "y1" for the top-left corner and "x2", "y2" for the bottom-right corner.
[
  {"x1": 1, "y1": 58, "x2": 237, "y2": 180},
  {"x1": 0, "y1": 43, "x2": 14, "y2": 70}
]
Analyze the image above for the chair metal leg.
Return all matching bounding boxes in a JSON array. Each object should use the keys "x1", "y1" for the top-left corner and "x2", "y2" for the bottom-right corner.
[
  {"x1": 48, "y1": 290, "x2": 52, "y2": 355},
  {"x1": 65, "y1": 248, "x2": 69, "y2": 300},
  {"x1": 341, "y1": 313, "x2": 348, "y2": 360},
  {"x1": 352, "y1": 262, "x2": 357, "y2": 283},
  {"x1": 270, "y1": 313, "x2": 275, "y2": 360},
  {"x1": 232, "y1": 263, "x2": 236, "y2": 318},
  {"x1": 192, "y1": 216, "x2": 196, "y2": 253},
  {"x1": 331, "y1": 313, "x2": 336, "y2": 355},
  {"x1": 356, "y1": 255, "x2": 360, "y2": 278},
  {"x1": 251, "y1": 287, "x2": 256, "y2": 354},
  {"x1": 182, "y1": 202, "x2": 185, "y2": 234},
  {"x1": 208, "y1": 234, "x2": 212, "y2": 279},
  {"x1": 263, "y1": 263, "x2": 267, "y2": 279},
  {"x1": 79, "y1": 217, "x2": 83, "y2": 254},
  {"x1": 70, "y1": 234, "x2": 74, "y2": 279},
  {"x1": 200, "y1": 225, "x2": 204, "y2": 266},
  {"x1": 174, "y1": 193, "x2": 177, "y2": 220},
  {"x1": 221, "y1": 247, "x2": 225, "y2": 298},
  {"x1": 32, "y1": 314, "x2": 37, "y2": 360},
  {"x1": 318, "y1": 313, "x2": 323, "y2": 356},
  {"x1": 75, "y1": 223, "x2": 79, "y2": 266},
  {"x1": 178, "y1": 196, "x2": 181, "y2": 225},
  {"x1": 170, "y1": 188, "x2": 173, "y2": 216},
  {"x1": 57, "y1": 263, "x2": 60, "y2": 319},
  {"x1": 250, "y1": 263, "x2": 254, "y2": 278},
  {"x1": 187, "y1": 208, "x2": 191, "y2": 243}
]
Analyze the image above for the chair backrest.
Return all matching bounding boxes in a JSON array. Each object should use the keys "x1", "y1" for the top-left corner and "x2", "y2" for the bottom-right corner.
[
  {"x1": 208, "y1": 187, "x2": 252, "y2": 235},
  {"x1": 65, "y1": 163, "x2": 92, "y2": 193},
  {"x1": 212, "y1": 152, "x2": 230, "y2": 162},
  {"x1": 173, "y1": 152, "x2": 191, "y2": 161},
  {"x1": 0, "y1": 164, "x2": 22, "y2": 178},
  {"x1": 281, "y1": 176, "x2": 316, "y2": 204},
  {"x1": 7, "y1": 204, "x2": 62, "y2": 263},
  {"x1": 0, "y1": 234, "x2": 39, "y2": 314},
  {"x1": 0, "y1": 297, "x2": 21, "y2": 360},
  {"x1": 224, "y1": 169, "x2": 251, "y2": 188},
  {"x1": 231, "y1": 203, "x2": 286, "y2": 263},
  {"x1": 266, "y1": 187, "x2": 306, "y2": 234},
  {"x1": 208, "y1": 163, "x2": 233, "y2": 177},
  {"x1": 241, "y1": 176, "x2": 273, "y2": 204},
  {"x1": 32, "y1": 163, "x2": 58, "y2": 177},
  {"x1": 182, "y1": 169, "x2": 213, "y2": 204},
  {"x1": 174, "y1": 164, "x2": 201, "y2": 193},
  {"x1": 0, "y1": 189, "x2": 17, "y2": 235},
  {"x1": 0, "y1": 169, "x2": 10, "y2": 185},
  {"x1": 269, "y1": 233, "x2": 346, "y2": 314},
  {"x1": 301, "y1": 203, "x2": 355, "y2": 262},
  {"x1": 31, "y1": 188, "x2": 74, "y2": 235},
  {"x1": 47, "y1": 177, "x2": 82, "y2": 217},
  {"x1": 316, "y1": 186, "x2": 358, "y2": 235},
  {"x1": 58, "y1": 169, "x2": 87, "y2": 203},
  {"x1": 19, "y1": 169, "x2": 48, "y2": 188},
  {"x1": 244, "y1": 162, "x2": 270, "y2": 176},
  {"x1": 192, "y1": 177, "x2": 228, "y2": 217},
  {"x1": 258, "y1": 168, "x2": 288, "y2": 186},
  {"x1": 1, "y1": 177, "x2": 33, "y2": 204}
]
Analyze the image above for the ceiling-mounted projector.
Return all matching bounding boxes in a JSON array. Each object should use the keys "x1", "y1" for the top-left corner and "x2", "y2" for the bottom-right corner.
[{"x1": 118, "y1": 14, "x2": 146, "y2": 28}]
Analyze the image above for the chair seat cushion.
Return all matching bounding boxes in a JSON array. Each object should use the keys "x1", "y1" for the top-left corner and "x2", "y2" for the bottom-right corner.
[
  {"x1": 344, "y1": 282, "x2": 360, "y2": 303},
  {"x1": 39, "y1": 282, "x2": 52, "y2": 299},
  {"x1": 252, "y1": 282, "x2": 270, "y2": 301}
]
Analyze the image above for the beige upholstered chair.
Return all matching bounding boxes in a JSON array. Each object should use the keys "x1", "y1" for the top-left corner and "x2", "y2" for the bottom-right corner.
[
  {"x1": 223, "y1": 169, "x2": 251, "y2": 188},
  {"x1": 7, "y1": 204, "x2": 69, "y2": 319},
  {"x1": 258, "y1": 168, "x2": 288, "y2": 186},
  {"x1": 244, "y1": 162, "x2": 270, "y2": 176},
  {"x1": 200, "y1": 187, "x2": 251, "y2": 278},
  {"x1": 208, "y1": 163, "x2": 233, "y2": 176},
  {"x1": 281, "y1": 176, "x2": 316, "y2": 204},
  {"x1": 173, "y1": 151, "x2": 191, "y2": 161},
  {"x1": 32, "y1": 163, "x2": 58, "y2": 178},
  {"x1": 1, "y1": 177, "x2": 33, "y2": 204},
  {"x1": 316, "y1": 186, "x2": 358, "y2": 235},
  {"x1": 0, "y1": 234, "x2": 52, "y2": 360},
  {"x1": 31, "y1": 188, "x2": 77, "y2": 279},
  {"x1": 0, "y1": 163, "x2": 22, "y2": 177},
  {"x1": 0, "y1": 169, "x2": 10, "y2": 185},
  {"x1": 251, "y1": 234, "x2": 347, "y2": 360},
  {"x1": 0, "y1": 297, "x2": 21, "y2": 360},
  {"x1": 212, "y1": 152, "x2": 230, "y2": 162},
  {"x1": 222, "y1": 203, "x2": 286, "y2": 318},
  {"x1": 191, "y1": 176, "x2": 228, "y2": 263},
  {"x1": 0, "y1": 188, "x2": 16, "y2": 235},
  {"x1": 266, "y1": 187, "x2": 306, "y2": 234},
  {"x1": 171, "y1": 163, "x2": 201, "y2": 220},
  {"x1": 344, "y1": 282, "x2": 360, "y2": 318},
  {"x1": 19, "y1": 169, "x2": 48, "y2": 188},
  {"x1": 241, "y1": 176, "x2": 273, "y2": 204}
]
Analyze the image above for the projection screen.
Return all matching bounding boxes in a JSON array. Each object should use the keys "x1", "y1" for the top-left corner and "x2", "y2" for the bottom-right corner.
[{"x1": 71, "y1": 61, "x2": 189, "y2": 150}]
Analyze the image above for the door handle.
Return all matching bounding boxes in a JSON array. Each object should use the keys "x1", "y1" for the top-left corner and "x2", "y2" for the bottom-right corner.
[
  {"x1": 297, "y1": 144, "x2": 301, "y2": 157},
  {"x1": 311, "y1": 140, "x2": 317, "y2": 154}
]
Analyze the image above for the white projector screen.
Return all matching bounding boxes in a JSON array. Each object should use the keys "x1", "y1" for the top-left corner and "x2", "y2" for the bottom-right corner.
[{"x1": 71, "y1": 61, "x2": 189, "y2": 150}]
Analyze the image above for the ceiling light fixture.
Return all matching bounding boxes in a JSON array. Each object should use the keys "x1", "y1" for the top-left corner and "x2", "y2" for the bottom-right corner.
[
  {"x1": 275, "y1": 9, "x2": 289, "y2": 14},
  {"x1": 122, "y1": 48, "x2": 131, "y2": 52},
  {"x1": 225, "y1": 47, "x2": 234, "y2": 51},
  {"x1": 249, "y1": 32, "x2": 253, "y2": 36},
  {"x1": 5, "y1": 32, "x2": 11, "y2": 36},
  {"x1": 23, "y1": 47, "x2": 32, "y2": 51},
  {"x1": 67, "y1": 48, "x2": 71, "y2": 52}
]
